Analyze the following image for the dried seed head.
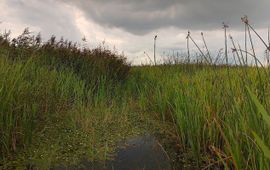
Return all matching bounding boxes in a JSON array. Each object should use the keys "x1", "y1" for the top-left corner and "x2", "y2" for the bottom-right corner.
[
  {"x1": 241, "y1": 15, "x2": 248, "y2": 24},
  {"x1": 186, "y1": 31, "x2": 190, "y2": 39},
  {"x1": 222, "y1": 22, "x2": 229, "y2": 29}
]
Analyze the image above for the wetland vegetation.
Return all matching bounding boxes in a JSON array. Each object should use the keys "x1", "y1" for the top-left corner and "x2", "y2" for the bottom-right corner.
[{"x1": 1, "y1": 17, "x2": 270, "y2": 169}]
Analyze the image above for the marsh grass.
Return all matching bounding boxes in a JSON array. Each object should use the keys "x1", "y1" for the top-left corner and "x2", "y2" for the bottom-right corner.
[
  {"x1": 0, "y1": 55, "x2": 87, "y2": 159},
  {"x1": 128, "y1": 65, "x2": 270, "y2": 169},
  {"x1": 125, "y1": 16, "x2": 270, "y2": 169},
  {"x1": 0, "y1": 29, "x2": 131, "y2": 168},
  {"x1": 1, "y1": 16, "x2": 270, "y2": 169}
]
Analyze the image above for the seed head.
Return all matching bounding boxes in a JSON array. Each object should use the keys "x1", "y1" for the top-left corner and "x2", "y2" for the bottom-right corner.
[
  {"x1": 241, "y1": 15, "x2": 248, "y2": 24},
  {"x1": 222, "y1": 22, "x2": 229, "y2": 29},
  {"x1": 186, "y1": 31, "x2": 190, "y2": 39}
]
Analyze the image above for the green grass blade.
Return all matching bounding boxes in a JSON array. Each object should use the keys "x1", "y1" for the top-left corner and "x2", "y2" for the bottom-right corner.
[
  {"x1": 252, "y1": 131, "x2": 270, "y2": 160},
  {"x1": 246, "y1": 86, "x2": 270, "y2": 127}
]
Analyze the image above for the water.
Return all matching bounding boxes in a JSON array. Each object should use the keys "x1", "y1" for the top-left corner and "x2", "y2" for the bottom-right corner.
[{"x1": 52, "y1": 134, "x2": 171, "y2": 170}]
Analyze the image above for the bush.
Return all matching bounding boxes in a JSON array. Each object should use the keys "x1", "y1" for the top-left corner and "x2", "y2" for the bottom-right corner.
[{"x1": 0, "y1": 28, "x2": 130, "y2": 87}]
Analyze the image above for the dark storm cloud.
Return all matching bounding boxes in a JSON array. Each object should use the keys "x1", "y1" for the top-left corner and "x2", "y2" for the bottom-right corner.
[{"x1": 62, "y1": 0, "x2": 270, "y2": 35}]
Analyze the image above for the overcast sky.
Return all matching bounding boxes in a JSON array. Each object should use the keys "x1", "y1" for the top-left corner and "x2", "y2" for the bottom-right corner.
[{"x1": 0, "y1": 0, "x2": 270, "y2": 64}]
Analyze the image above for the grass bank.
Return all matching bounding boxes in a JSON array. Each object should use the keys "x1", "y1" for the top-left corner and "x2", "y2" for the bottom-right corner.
[{"x1": 128, "y1": 65, "x2": 270, "y2": 169}]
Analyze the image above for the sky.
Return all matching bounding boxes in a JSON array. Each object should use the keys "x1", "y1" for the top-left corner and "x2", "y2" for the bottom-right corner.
[{"x1": 0, "y1": 0, "x2": 270, "y2": 65}]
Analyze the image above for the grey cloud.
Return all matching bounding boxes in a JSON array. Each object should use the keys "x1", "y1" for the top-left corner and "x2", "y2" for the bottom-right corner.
[
  {"x1": 3, "y1": 0, "x2": 82, "y2": 41},
  {"x1": 1, "y1": 0, "x2": 269, "y2": 65},
  {"x1": 63, "y1": 0, "x2": 270, "y2": 35}
]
